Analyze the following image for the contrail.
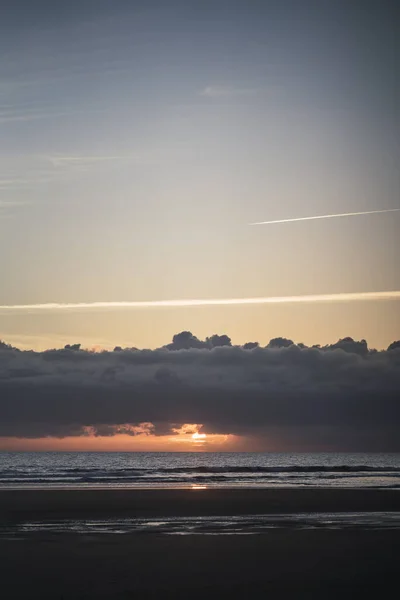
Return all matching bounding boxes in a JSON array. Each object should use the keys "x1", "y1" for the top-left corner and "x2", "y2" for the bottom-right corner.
[
  {"x1": 0, "y1": 291, "x2": 399, "y2": 312},
  {"x1": 250, "y1": 208, "x2": 400, "y2": 226}
]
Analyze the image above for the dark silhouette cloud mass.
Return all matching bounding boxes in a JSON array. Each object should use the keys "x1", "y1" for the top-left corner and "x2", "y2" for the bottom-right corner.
[{"x1": 0, "y1": 333, "x2": 399, "y2": 450}]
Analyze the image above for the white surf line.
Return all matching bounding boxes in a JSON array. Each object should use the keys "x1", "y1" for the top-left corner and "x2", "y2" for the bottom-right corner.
[
  {"x1": 250, "y1": 208, "x2": 400, "y2": 226},
  {"x1": 0, "y1": 291, "x2": 399, "y2": 312}
]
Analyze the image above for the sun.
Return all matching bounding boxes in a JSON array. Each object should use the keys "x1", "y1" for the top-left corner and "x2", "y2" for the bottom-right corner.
[
  {"x1": 168, "y1": 424, "x2": 229, "y2": 447},
  {"x1": 192, "y1": 432, "x2": 207, "y2": 441}
]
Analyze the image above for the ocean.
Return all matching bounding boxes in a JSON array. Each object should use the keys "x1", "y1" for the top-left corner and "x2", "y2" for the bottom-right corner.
[{"x1": 1, "y1": 451, "x2": 400, "y2": 489}]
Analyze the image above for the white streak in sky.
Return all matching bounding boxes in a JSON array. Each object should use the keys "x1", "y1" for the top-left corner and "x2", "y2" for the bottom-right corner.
[
  {"x1": 1, "y1": 291, "x2": 399, "y2": 313},
  {"x1": 251, "y1": 209, "x2": 400, "y2": 225}
]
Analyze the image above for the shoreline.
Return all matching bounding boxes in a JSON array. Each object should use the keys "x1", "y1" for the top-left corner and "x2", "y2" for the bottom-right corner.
[{"x1": 1, "y1": 487, "x2": 399, "y2": 523}]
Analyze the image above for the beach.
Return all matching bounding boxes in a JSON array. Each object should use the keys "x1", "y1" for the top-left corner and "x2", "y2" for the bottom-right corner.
[
  {"x1": 1, "y1": 488, "x2": 399, "y2": 598},
  {"x1": 2, "y1": 528, "x2": 399, "y2": 599},
  {"x1": 1, "y1": 487, "x2": 400, "y2": 521}
]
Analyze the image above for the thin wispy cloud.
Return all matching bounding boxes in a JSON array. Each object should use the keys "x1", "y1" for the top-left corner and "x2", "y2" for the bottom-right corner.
[
  {"x1": 0, "y1": 103, "x2": 108, "y2": 125},
  {"x1": 0, "y1": 179, "x2": 23, "y2": 188},
  {"x1": 251, "y1": 209, "x2": 400, "y2": 226},
  {"x1": 0, "y1": 199, "x2": 29, "y2": 208},
  {"x1": 0, "y1": 110, "x2": 80, "y2": 125},
  {"x1": 0, "y1": 59, "x2": 133, "y2": 97},
  {"x1": 0, "y1": 164, "x2": 57, "y2": 190},
  {"x1": 0, "y1": 154, "x2": 139, "y2": 196},
  {"x1": 200, "y1": 85, "x2": 257, "y2": 98},
  {"x1": 1, "y1": 291, "x2": 399, "y2": 313},
  {"x1": 0, "y1": 176, "x2": 53, "y2": 189},
  {"x1": 48, "y1": 155, "x2": 139, "y2": 168}
]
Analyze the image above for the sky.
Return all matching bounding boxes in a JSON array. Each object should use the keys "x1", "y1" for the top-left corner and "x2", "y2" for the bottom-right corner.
[{"x1": 0, "y1": 1, "x2": 399, "y2": 451}]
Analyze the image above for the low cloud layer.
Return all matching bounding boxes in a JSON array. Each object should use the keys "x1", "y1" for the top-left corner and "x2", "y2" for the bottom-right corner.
[{"x1": 1, "y1": 334, "x2": 399, "y2": 450}]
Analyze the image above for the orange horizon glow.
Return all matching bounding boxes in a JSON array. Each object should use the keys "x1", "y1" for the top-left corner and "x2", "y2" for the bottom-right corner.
[
  {"x1": 0, "y1": 423, "x2": 241, "y2": 452},
  {"x1": 0, "y1": 434, "x2": 238, "y2": 452}
]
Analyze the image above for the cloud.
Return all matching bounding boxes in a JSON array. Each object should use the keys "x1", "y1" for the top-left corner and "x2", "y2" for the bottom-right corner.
[
  {"x1": 200, "y1": 85, "x2": 257, "y2": 98},
  {"x1": 1, "y1": 290, "x2": 400, "y2": 312},
  {"x1": 0, "y1": 158, "x2": 58, "y2": 191},
  {"x1": 47, "y1": 155, "x2": 138, "y2": 167},
  {"x1": 250, "y1": 209, "x2": 400, "y2": 226},
  {"x1": 0, "y1": 108, "x2": 86, "y2": 125},
  {"x1": 0, "y1": 179, "x2": 24, "y2": 188},
  {"x1": 0, "y1": 334, "x2": 399, "y2": 450},
  {"x1": 0, "y1": 153, "x2": 138, "y2": 203},
  {"x1": 267, "y1": 337, "x2": 294, "y2": 349},
  {"x1": 45, "y1": 154, "x2": 142, "y2": 174},
  {"x1": 164, "y1": 331, "x2": 232, "y2": 350}
]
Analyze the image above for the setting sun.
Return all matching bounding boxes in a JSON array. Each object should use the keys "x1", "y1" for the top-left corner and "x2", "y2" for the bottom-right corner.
[
  {"x1": 164, "y1": 424, "x2": 231, "y2": 449},
  {"x1": 192, "y1": 432, "x2": 207, "y2": 441}
]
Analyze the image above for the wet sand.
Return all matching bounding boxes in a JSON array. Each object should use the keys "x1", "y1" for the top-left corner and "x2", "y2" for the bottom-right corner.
[
  {"x1": 1, "y1": 487, "x2": 400, "y2": 522},
  {"x1": 1, "y1": 488, "x2": 399, "y2": 599},
  {"x1": 1, "y1": 529, "x2": 399, "y2": 599}
]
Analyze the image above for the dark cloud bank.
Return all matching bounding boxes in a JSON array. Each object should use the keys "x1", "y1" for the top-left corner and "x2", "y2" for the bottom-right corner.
[{"x1": 1, "y1": 333, "x2": 399, "y2": 450}]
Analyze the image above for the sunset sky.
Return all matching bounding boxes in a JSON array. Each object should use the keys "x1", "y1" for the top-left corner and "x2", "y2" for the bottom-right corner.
[{"x1": 0, "y1": 1, "x2": 399, "y2": 451}]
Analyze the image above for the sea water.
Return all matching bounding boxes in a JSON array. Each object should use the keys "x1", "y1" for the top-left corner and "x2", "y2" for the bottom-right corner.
[{"x1": 1, "y1": 451, "x2": 399, "y2": 489}]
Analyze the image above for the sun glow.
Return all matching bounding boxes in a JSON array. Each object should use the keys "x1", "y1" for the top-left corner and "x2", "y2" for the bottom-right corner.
[
  {"x1": 192, "y1": 432, "x2": 207, "y2": 441},
  {"x1": 167, "y1": 424, "x2": 229, "y2": 448}
]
